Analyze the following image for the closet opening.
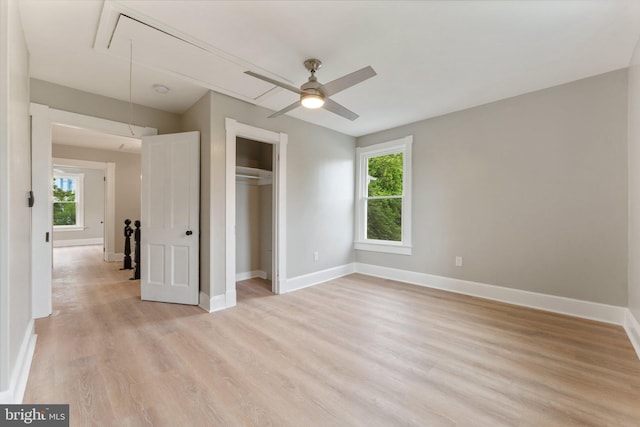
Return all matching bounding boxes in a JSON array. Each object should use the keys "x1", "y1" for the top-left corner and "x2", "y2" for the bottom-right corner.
[{"x1": 235, "y1": 137, "x2": 274, "y2": 293}]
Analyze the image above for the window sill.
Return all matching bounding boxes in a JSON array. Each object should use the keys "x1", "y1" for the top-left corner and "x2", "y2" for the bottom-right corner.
[
  {"x1": 53, "y1": 226, "x2": 85, "y2": 232},
  {"x1": 354, "y1": 242, "x2": 412, "y2": 255}
]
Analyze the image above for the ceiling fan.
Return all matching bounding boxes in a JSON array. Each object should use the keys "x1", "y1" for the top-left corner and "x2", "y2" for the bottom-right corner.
[{"x1": 245, "y1": 59, "x2": 376, "y2": 121}]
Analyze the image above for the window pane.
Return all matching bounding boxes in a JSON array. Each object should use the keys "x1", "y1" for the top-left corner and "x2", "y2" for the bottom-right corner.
[
  {"x1": 53, "y1": 178, "x2": 76, "y2": 202},
  {"x1": 367, "y1": 198, "x2": 402, "y2": 241},
  {"x1": 367, "y1": 152, "x2": 403, "y2": 197},
  {"x1": 53, "y1": 202, "x2": 76, "y2": 226},
  {"x1": 53, "y1": 176, "x2": 77, "y2": 226}
]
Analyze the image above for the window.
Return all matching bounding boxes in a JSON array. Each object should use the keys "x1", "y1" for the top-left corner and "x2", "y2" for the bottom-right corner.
[
  {"x1": 53, "y1": 173, "x2": 84, "y2": 230},
  {"x1": 355, "y1": 136, "x2": 412, "y2": 255}
]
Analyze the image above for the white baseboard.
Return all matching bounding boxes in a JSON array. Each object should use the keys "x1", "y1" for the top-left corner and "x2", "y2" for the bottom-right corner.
[
  {"x1": 211, "y1": 294, "x2": 227, "y2": 312},
  {"x1": 107, "y1": 252, "x2": 124, "y2": 262},
  {"x1": 199, "y1": 291, "x2": 235, "y2": 313},
  {"x1": 282, "y1": 263, "x2": 356, "y2": 293},
  {"x1": 236, "y1": 270, "x2": 267, "y2": 281},
  {"x1": 225, "y1": 289, "x2": 237, "y2": 308},
  {"x1": 53, "y1": 237, "x2": 103, "y2": 248},
  {"x1": 354, "y1": 263, "x2": 625, "y2": 325},
  {"x1": 0, "y1": 320, "x2": 36, "y2": 404},
  {"x1": 624, "y1": 309, "x2": 640, "y2": 361},
  {"x1": 198, "y1": 291, "x2": 211, "y2": 312}
]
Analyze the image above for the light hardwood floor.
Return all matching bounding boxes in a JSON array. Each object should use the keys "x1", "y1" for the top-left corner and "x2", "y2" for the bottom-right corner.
[{"x1": 24, "y1": 245, "x2": 640, "y2": 426}]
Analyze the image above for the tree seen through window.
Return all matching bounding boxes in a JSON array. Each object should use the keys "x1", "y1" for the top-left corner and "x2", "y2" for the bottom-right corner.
[
  {"x1": 366, "y1": 152, "x2": 403, "y2": 241},
  {"x1": 53, "y1": 177, "x2": 77, "y2": 226}
]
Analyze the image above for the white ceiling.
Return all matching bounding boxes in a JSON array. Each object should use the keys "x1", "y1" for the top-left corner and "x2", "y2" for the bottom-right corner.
[{"x1": 20, "y1": 1, "x2": 640, "y2": 138}]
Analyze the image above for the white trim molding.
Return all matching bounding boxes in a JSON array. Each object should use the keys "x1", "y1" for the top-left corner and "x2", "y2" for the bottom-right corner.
[
  {"x1": 53, "y1": 237, "x2": 104, "y2": 248},
  {"x1": 31, "y1": 107, "x2": 156, "y2": 322},
  {"x1": 355, "y1": 263, "x2": 625, "y2": 325},
  {"x1": 198, "y1": 292, "x2": 211, "y2": 312},
  {"x1": 353, "y1": 242, "x2": 412, "y2": 255},
  {"x1": 49, "y1": 109, "x2": 156, "y2": 140},
  {"x1": 282, "y1": 264, "x2": 356, "y2": 294},
  {"x1": 355, "y1": 136, "x2": 413, "y2": 255},
  {"x1": 624, "y1": 309, "x2": 640, "y2": 361},
  {"x1": 199, "y1": 291, "x2": 236, "y2": 313},
  {"x1": 0, "y1": 320, "x2": 36, "y2": 404},
  {"x1": 30, "y1": 103, "x2": 53, "y2": 319},
  {"x1": 225, "y1": 118, "x2": 287, "y2": 298},
  {"x1": 226, "y1": 290, "x2": 237, "y2": 309}
]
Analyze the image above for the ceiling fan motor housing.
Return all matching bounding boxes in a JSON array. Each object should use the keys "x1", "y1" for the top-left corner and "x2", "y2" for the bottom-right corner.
[{"x1": 301, "y1": 80, "x2": 324, "y2": 97}]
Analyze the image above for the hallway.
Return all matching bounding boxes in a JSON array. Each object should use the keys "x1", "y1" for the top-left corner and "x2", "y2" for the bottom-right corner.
[
  {"x1": 23, "y1": 246, "x2": 280, "y2": 426},
  {"x1": 25, "y1": 246, "x2": 207, "y2": 424}
]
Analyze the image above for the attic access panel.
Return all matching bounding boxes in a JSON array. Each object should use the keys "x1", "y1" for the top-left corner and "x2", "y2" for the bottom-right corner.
[{"x1": 106, "y1": 14, "x2": 275, "y2": 103}]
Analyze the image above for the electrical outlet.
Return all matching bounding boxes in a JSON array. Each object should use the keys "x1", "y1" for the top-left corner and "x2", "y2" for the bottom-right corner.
[
  {"x1": 455, "y1": 256, "x2": 463, "y2": 267},
  {"x1": 313, "y1": 251, "x2": 319, "y2": 262}
]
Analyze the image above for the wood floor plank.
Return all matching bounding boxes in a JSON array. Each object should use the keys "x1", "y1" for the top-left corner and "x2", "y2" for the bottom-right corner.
[{"x1": 22, "y1": 246, "x2": 640, "y2": 426}]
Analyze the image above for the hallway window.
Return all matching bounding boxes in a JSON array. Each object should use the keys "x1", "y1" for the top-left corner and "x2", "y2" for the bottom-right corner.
[{"x1": 53, "y1": 173, "x2": 84, "y2": 230}]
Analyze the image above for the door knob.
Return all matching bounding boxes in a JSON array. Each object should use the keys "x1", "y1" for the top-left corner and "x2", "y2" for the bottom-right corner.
[{"x1": 186, "y1": 230, "x2": 193, "y2": 236}]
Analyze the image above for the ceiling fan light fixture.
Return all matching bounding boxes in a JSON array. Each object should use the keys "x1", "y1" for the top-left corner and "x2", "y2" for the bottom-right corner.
[{"x1": 300, "y1": 93, "x2": 325, "y2": 109}]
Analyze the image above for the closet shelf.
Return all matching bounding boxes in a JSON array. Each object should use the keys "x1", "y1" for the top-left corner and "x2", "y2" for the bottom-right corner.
[{"x1": 236, "y1": 166, "x2": 273, "y2": 185}]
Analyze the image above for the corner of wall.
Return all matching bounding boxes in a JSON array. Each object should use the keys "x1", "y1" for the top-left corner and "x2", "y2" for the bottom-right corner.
[{"x1": 624, "y1": 309, "x2": 640, "y2": 361}]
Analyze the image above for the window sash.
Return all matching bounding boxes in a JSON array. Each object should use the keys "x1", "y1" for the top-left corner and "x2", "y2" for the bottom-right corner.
[
  {"x1": 366, "y1": 152, "x2": 404, "y2": 198},
  {"x1": 53, "y1": 173, "x2": 84, "y2": 230},
  {"x1": 355, "y1": 136, "x2": 412, "y2": 254},
  {"x1": 364, "y1": 195, "x2": 403, "y2": 201}
]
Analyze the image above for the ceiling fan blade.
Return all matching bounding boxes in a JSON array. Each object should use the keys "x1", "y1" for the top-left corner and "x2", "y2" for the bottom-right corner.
[
  {"x1": 322, "y1": 66, "x2": 376, "y2": 97},
  {"x1": 323, "y1": 98, "x2": 359, "y2": 121},
  {"x1": 268, "y1": 101, "x2": 300, "y2": 118},
  {"x1": 245, "y1": 71, "x2": 301, "y2": 95}
]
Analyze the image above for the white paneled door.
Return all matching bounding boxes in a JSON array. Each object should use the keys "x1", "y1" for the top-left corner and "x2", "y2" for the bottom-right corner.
[{"x1": 141, "y1": 131, "x2": 200, "y2": 305}]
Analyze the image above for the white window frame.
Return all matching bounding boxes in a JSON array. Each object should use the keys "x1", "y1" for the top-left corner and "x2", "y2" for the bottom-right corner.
[
  {"x1": 52, "y1": 172, "x2": 84, "y2": 231},
  {"x1": 355, "y1": 135, "x2": 412, "y2": 255}
]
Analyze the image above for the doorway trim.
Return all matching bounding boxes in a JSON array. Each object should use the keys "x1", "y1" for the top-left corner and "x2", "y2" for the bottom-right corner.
[
  {"x1": 225, "y1": 118, "x2": 287, "y2": 300},
  {"x1": 30, "y1": 104, "x2": 157, "y2": 319}
]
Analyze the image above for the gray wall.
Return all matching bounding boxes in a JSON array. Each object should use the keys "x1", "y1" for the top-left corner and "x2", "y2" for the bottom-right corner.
[
  {"x1": 181, "y1": 93, "x2": 212, "y2": 296},
  {"x1": 236, "y1": 181, "x2": 261, "y2": 275},
  {"x1": 52, "y1": 145, "x2": 141, "y2": 253},
  {"x1": 356, "y1": 70, "x2": 628, "y2": 306},
  {"x1": 629, "y1": 41, "x2": 640, "y2": 321},
  {"x1": 52, "y1": 166, "x2": 105, "y2": 243},
  {"x1": 30, "y1": 79, "x2": 182, "y2": 135},
  {"x1": 235, "y1": 181, "x2": 273, "y2": 279},
  {"x1": 29, "y1": 78, "x2": 183, "y2": 258},
  {"x1": 0, "y1": 0, "x2": 32, "y2": 392},
  {"x1": 260, "y1": 184, "x2": 273, "y2": 279},
  {"x1": 183, "y1": 90, "x2": 356, "y2": 297}
]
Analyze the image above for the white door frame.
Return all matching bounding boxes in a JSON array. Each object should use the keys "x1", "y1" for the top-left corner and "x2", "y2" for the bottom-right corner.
[
  {"x1": 30, "y1": 104, "x2": 156, "y2": 318},
  {"x1": 52, "y1": 157, "x2": 112, "y2": 250},
  {"x1": 225, "y1": 118, "x2": 287, "y2": 296}
]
